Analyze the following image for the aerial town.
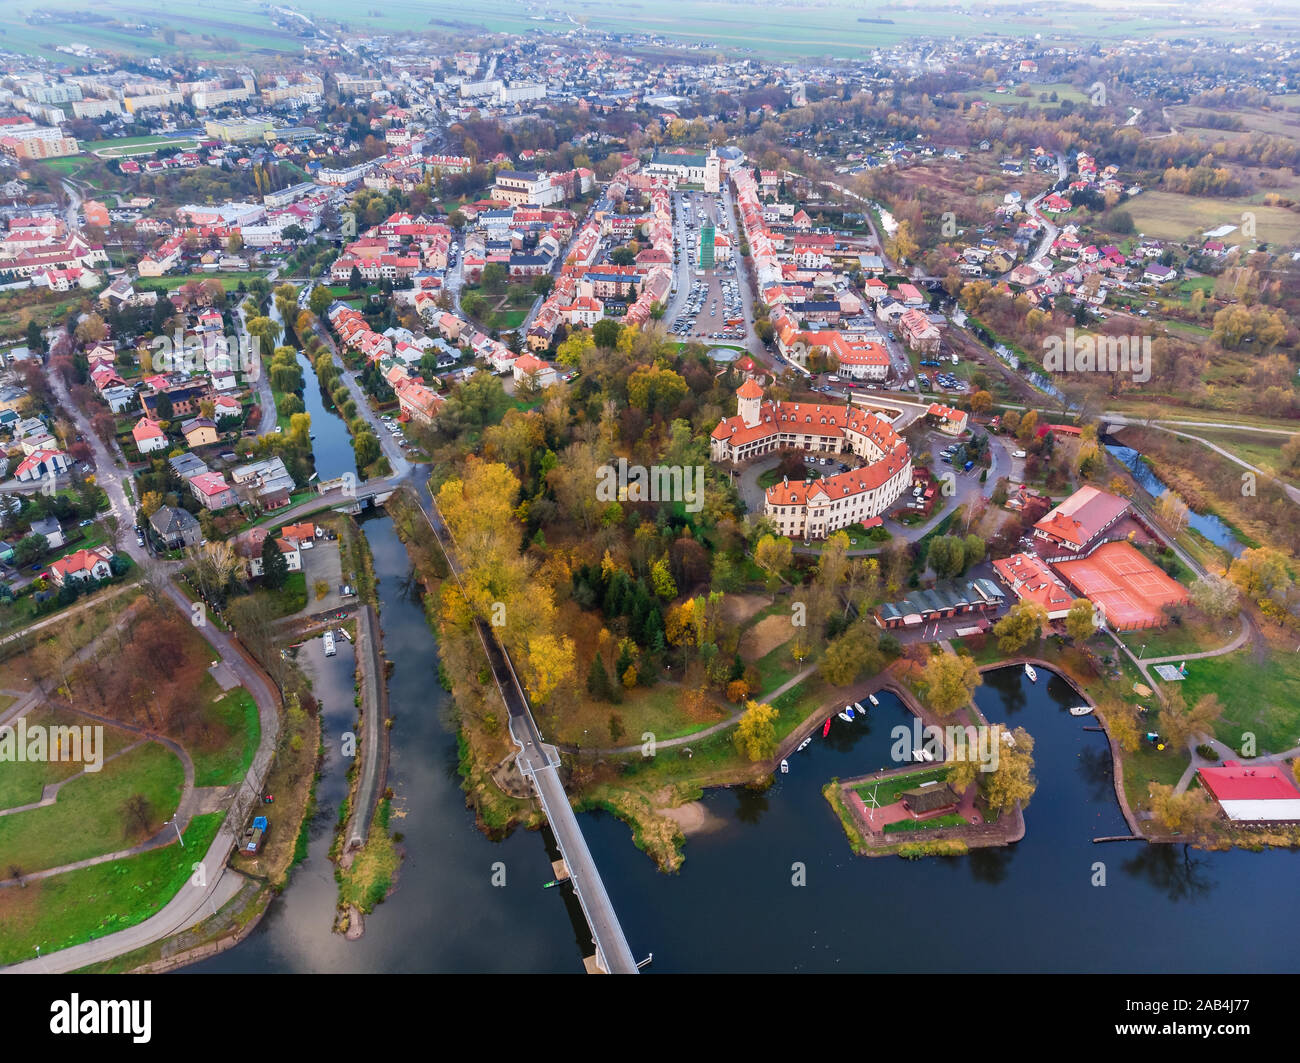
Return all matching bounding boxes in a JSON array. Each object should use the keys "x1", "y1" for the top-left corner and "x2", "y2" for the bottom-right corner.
[{"x1": 0, "y1": 0, "x2": 1297, "y2": 999}]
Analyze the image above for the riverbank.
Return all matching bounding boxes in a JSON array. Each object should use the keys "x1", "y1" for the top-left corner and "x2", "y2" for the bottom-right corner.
[{"x1": 385, "y1": 487, "x2": 545, "y2": 836}]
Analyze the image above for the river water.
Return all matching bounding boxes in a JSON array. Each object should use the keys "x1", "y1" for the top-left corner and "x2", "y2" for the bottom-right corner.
[{"x1": 1105, "y1": 443, "x2": 1244, "y2": 556}]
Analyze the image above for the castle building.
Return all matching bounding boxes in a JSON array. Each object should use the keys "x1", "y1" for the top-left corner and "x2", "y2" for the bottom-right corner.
[{"x1": 710, "y1": 381, "x2": 912, "y2": 540}]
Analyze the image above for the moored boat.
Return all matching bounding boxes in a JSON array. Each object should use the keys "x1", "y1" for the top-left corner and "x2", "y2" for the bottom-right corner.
[
  {"x1": 868, "y1": 693, "x2": 879, "y2": 706},
  {"x1": 1069, "y1": 705, "x2": 1093, "y2": 716},
  {"x1": 780, "y1": 759, "x2": 789, "y2": 773},
  {"x1": 1024, "y1": 663, "x2": 1037, "y2": 682}
]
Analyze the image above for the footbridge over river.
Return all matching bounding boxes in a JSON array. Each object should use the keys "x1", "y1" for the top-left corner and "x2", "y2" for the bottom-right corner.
[{"x1": 410, "y1": 489, "x2": 638, "y2": 974}]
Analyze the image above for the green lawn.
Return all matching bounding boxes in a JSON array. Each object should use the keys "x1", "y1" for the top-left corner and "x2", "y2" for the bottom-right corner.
[
  {"x1": 1171, "y1": 647, "x2": 1300, "y2": 754},
  {"x1": 140, "y1": 271, "x2": 265, "y2": 292},
  {"x1": 884, "y1": 812, "x2": 967, "y2": 833},
  {"x1": 0, "y1": 707, "x2": 137, "y2": 810},
  {"x1": 0, "y1": 741, "x2": 185, "y2": 874},
  {"x1": 264, "y1": 570, "x2": 308, "y2": 618},
  {"x1": 854, "y1": 765, "x2": 950, "y2": 807},
  {"x1": 0, "y1": 812, "x2": 224, "y2": 966},
  {"x1": 191, "y1": 681, "x2": 260, "y2": 788}
]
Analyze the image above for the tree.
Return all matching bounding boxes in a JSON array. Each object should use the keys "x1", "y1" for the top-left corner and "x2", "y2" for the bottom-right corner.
[
  {"x1": 261, "y1": 535, "x2": 289, "y2": 590},
  {"x1": 1148, "y1": 783, "x2": 1218, "y2": 837},
  {"x1": 1189, "y1": 573, "x2": 1240, "y2": 620},
  {"x1": 650, "y1": 558, "x2": 677, "y2": 600},
  {"x1": 919, "y1": 652, "x2": 982, "y2": 715},
  {"x1": 754, "y1": 533, "x2": 792, "y2": 599},
  {"x1": 348, "y1": 265, "x2": 364, "y2": 291},
  {"x1": 1100, "y1": 700, "x2": 1141, "y2": 753},
  {"x1": 993, "y1": 600, "x2": 1049, "y2": 654},
  {"x1": 309, "y1": 284, "x2": 333, "y2": 317},
  {"x1": 1064, "y1": 598, "x2": 1096, "y2": 642},
  {"x1": 140, "y1": 491, "x2": 165, "y2": 519},
  {"x1": 984, "y1": 726, "x2": 1037, "y2": 813},
  {"x1": 122, "y1": 793, "x2": 153, "y2": 837},
  {"x1": 819, "y1": 624, "x2": 882, "y2": 686},
  {"x1": 733, "y1": 699, "x2": 778, "y2": 762},
  {"x1": 586, "y1": 654, "x2": 612, "y2": 702},
  {"x1": 525, "y1": 632, "x2": 576, "y2": 705},
  {"x1": 592, "y1": 318, "x2": 622, "y2": 350}
]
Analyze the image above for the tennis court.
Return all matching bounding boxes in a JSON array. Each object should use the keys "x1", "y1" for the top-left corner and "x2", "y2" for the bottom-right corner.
[{"x1": 1053, "y1": 541, "x2": 1189, "y2": 630}]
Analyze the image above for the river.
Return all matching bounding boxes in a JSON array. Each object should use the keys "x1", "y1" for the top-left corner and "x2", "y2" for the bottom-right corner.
[
  {"x1": 199, "y1": 628, "x2": 1300, "y2": 971},
  {"x1": 1105, "y1": 442, "x2": 1244, "y2": 556}
]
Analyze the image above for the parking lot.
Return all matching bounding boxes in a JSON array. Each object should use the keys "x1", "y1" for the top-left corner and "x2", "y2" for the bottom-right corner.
[{"x1": 666, "y1": 191, "x2": 749, "y2": 343}]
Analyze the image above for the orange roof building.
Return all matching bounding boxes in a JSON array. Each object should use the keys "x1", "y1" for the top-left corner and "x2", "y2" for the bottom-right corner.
[
  {"x1": 991, "y1": 552, "x2": 1077, "y2": 619},
  {"x1": 711, "y1": 381, "x2": 911, "y2": 540}
]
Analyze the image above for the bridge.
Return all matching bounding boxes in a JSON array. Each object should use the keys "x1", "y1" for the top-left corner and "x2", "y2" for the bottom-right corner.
[{"x1": 411, "y1": 489, "x2": 639, "y2": 974}]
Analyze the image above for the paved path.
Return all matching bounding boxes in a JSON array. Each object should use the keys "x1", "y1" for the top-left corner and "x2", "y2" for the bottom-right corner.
[{"x1": 1, "y1": 586, "x2": 281, "y2": 972}]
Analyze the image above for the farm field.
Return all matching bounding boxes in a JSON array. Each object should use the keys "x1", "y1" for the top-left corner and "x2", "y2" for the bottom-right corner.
[
  {"x1": 1126, "y1": 190, "x2": 1300, "y2": 247},
  {"x1": 1, "y1": 0, "x2": 1284, "y2": 62}
]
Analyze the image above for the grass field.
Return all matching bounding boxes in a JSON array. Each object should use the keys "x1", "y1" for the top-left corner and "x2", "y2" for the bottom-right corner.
[
  {"x1": 0, "y1": 708, "x2": 138, "y2": 810},
  {"x1": 88, "y1": 136, "x2": 201, "y2": 159},
  {"x1": 1169, "y1": 646, "x2": 1300, "y2": 754},
  {"x1": 0, "y1": 741, "x2": 184, "y2": 874},
  {"x1": 0, "y1": 811, "x2": 224, "y2": 966},
  {"x1": 138, "y1": 271, "x2": 265, "y2": 292},
  {"x1": 1126, "y1": 190, "x2": 1300, "y2": 247}
]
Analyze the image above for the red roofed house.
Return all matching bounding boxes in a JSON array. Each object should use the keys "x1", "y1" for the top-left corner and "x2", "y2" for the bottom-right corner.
[
  {"x1": 48, "y1": 545, "x2": 115, "y2": 587},
  {"x1": 927, "y1": 402, "x2": 969, "y2": 436},
  {"x1": 991, "y1": 552, "x2": 1077, "y2": 620},
  {"x1": 189, "y1": 471, "x2": 238, "y2": 511},
  {"x1": 511, "y1": 352, "x2": 559, "y2": 389},
  {"x1": 710, "y1": 381, "x2": 911, "y2": 539},
  {"x1": 1033, "y1": 485, "x2": 1131, "y2": 554},
  {"x1": 132, "y1": 417, "x2": 169, "y2": 454},
  {"x1": 1197, "y1": 762, "x2": 1300, "y2": 821}
]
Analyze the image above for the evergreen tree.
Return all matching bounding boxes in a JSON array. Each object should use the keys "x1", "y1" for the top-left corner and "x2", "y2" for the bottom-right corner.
[
  {"x1": 261, "y1": 535, "x2": 289, "y2": 590},
  {"x1": 586, "y1": 654, "x2": 611, "y2": 701}
]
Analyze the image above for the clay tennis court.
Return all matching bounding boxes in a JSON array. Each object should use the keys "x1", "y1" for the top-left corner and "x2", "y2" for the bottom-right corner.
[{"x1": 1053, "y1": 541, "x2": 1189, "y2": 631}]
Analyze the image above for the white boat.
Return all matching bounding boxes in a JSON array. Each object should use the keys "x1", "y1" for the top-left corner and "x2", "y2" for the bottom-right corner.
[
  {"x1": 844, "y1": 705, "x2": 856, "y2": 721},
  {"x1": 868, "y1": 694, "x2": 879, "y2": 706},
  {"x1": 914, "y1": 748, "x2": 935, "y2": 762},
  {"x1": 1024, "y1": 663, "x2": 1038, "y2": 682},
  {"x1": 837, "y1": 711, "x2": 852, "y2": 723},
  {"x1": 796, "y1": 738, "x2": 812, "y2": 752},
  {"x1": 323, "y1": 629, "x2": 336, "y2": 657},
  {"x1": 853, "y1": 701, "x2": 865, "y2": 713},
  {"x1": 1069, "y1": 705, "x2": 1093, "y2": 717},
  {"x1": 780, "y1": 759, "x2": 789, "y2": 773}
]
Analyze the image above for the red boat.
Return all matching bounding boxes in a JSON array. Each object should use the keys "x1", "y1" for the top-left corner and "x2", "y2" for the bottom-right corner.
[{"x1": 822, "y1": 717, "x2": 832, "y2": 737}]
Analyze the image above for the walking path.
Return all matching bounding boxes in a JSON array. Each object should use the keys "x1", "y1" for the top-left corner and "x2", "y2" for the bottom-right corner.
[
  {"x1": 0, "y1": 701, "x2": 199, "y2": 884},
  {"x1": 554, "y1": 663, "x2": 819, "y2": 756}
]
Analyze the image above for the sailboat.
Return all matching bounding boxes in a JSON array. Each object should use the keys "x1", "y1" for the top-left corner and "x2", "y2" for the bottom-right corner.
[
  {"x1": 1069, "y1": 705, "x2": 1093, "y2": 717},
  {"x1": 1024, "y1": 663, "x2": 1037, "y2": 682}
]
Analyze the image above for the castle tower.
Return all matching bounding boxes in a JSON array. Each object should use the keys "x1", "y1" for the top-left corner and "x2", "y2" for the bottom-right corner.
[{"x1": 737, "y1": 377, "x2": 764, "y2": 428}]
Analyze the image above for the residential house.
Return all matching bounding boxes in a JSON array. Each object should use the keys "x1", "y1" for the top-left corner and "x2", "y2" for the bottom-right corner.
[
  {"x1": 48, "y1": 545, "x2": 115, "y2": 587},
  {"x1": 189, "y1": 471, "x2": 237, "y2": 511},
  {"x1": 149, "y1": 505, "x2": 202, "y2": 550}
]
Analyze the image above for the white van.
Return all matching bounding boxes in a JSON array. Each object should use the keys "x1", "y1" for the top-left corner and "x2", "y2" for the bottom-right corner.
[{"x1": 827, "y1": 375, "x2": 840, "y2": 383}]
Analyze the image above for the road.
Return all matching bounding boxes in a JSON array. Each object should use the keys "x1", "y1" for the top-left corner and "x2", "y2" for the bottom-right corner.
[{"x1": 45, "y1": 331, "x2": 144, "y2": 562}]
